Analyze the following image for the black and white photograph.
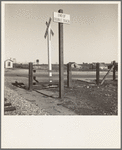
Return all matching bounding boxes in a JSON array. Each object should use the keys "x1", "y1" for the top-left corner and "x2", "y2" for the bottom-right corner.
[{"x1": 1, "y1": 1, "x2": 121, "y2": 148}]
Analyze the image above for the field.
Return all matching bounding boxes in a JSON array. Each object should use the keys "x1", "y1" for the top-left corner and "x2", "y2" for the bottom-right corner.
[{"x1": 4, "y1": 68, "x2": 118, "y2": 115}]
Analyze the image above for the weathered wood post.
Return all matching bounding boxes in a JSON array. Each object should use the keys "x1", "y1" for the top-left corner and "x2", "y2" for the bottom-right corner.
[
  {"x1": 96, "y1": 63, "x2": 99, "y2": 85},
  {"x1": 53, "y1": 10, "x2": 70, "y2": 98},
  {"x1": 67, "y1": 62, "x2": 72, "y2": 87},
  {"x1": 58, "y1": 9, "x2": 64, "y2": 98},
  {"x1": 28, "y1": 62, "x2": 33, "y2": 91},
  {"x1": 113, "y1": 60, "x2": 116, "y2": 80}
]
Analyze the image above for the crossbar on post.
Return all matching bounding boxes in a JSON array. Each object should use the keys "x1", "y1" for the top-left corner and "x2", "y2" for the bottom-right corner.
[
  {"x1": 96, "y1": 63, "x2": 99, "y2": 85},
  {"x1": 101, "y1": 63, "x2": 114, "y2": 85},
  {"x1": 28, "y1": 62, "x2": 33, "y2": 91}
]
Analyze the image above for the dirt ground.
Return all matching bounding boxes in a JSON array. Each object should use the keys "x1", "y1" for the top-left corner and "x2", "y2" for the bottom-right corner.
[
  {"x1": 45, "y1": 80, "x2": 118, "y2": 115},
  {"x1": 4, "y1": 69, "x2": 118, "y2": 115}
]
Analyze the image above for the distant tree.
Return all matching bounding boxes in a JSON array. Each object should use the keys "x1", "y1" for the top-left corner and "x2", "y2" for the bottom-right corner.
[{"x1": 36, "y1": 59, "x2": 39, "y2": 64}]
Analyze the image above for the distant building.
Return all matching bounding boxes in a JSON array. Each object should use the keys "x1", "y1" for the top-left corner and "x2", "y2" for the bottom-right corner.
[
  {"x1": 70, "y1": 62, "x2": 82, "y2": 69},
  {"x1": 90, "y1": 63, "x2": 108, "y2": 70},
  {"x1": 99, "y1": 63, "x2": 108, "y2": 70},
  {"x1": 4, "y1": 59, "x2": 13, "y2": 68}
]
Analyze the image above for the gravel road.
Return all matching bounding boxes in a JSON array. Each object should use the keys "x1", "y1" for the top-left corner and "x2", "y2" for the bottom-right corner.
[{"x1": 4, "y1": 78, "x2": 49, "y2": 115}]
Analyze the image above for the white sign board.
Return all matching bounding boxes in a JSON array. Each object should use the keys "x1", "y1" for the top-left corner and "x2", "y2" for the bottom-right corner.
[{"x1": 53, "y1": 12, "x2": 70, "y2": 24}]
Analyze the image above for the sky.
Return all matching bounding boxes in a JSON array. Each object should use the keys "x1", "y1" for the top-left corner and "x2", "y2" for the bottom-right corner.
[{"x1": 3, "y1": 2, "x2": 120, "y2": 64}]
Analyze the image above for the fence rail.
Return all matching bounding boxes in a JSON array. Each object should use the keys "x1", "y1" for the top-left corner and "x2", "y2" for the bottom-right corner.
[{"x1": 28, "y1": 61, "x2": 117, "y2": 91}]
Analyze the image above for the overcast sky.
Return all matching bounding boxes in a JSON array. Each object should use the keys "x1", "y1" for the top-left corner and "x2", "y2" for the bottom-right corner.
[{"x1": 4, "y1": 2, "x2": 120, "y2": 64}]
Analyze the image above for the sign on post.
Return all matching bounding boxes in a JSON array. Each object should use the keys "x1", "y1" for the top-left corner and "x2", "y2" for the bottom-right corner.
[
  {"x1": 53, "y1": 12, "x2": 70, "y2": 24},
  {"x1": 44, "y1": 17, "x2": 54, "y2": 83},
  {"x1": 53, "y1": 9, "x2": 70, "y2": 98}
]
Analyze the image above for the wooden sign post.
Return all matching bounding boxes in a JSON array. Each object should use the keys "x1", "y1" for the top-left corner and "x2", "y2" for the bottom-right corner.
[
  {"x1": 58, "y1": 9, "x2": 64, "y2": 98},
  {"x1": 44, "y1": 18, "x2": 54, "y2": 83},
  {"x1": 53, "y1": 9, "x2": 70, "y2": 98}
]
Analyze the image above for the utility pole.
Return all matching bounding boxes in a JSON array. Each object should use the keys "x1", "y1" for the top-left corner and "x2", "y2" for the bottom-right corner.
[
  {"x1": 53, "y1": 9, "x2": 70, "y2": 98},
  {"x1": 58, "y1": 9, "x2": 64, "y2": 98}
]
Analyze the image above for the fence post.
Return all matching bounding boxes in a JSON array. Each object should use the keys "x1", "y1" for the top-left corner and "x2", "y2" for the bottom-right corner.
[
  {"x1": 113, "y1": 61, "x2": 116, "y2": 80},
  {"x1": 28, "y1": 62, "x2": 33, "y2": 91},
  {"x1": 67, "y1": 62, "x2": 72, "y2": 87},
  {"x1": 96, "y1": 63, "x2": 99, "y2": 85}
]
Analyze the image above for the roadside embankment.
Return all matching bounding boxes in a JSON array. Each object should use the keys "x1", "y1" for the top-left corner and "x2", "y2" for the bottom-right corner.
[{"x1": 4, "y1": 78, "x2": 49, "y2": 115}]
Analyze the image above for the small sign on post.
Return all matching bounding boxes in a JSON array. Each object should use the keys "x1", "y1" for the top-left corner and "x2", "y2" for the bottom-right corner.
[{"x1": 53, "y1": 12, "x2": 70, "y2": 24}]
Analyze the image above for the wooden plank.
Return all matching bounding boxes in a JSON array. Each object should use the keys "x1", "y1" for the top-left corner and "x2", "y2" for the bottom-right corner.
[
  {"x1": 4, "y1": 106, "x2": 16, "y2": 111},
  {"x1": 36, "y1": 90, "x2": 55, "y2": 96},
  {"x1": 4, "y1": 103, "x2": 11, "y2": 106}
]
